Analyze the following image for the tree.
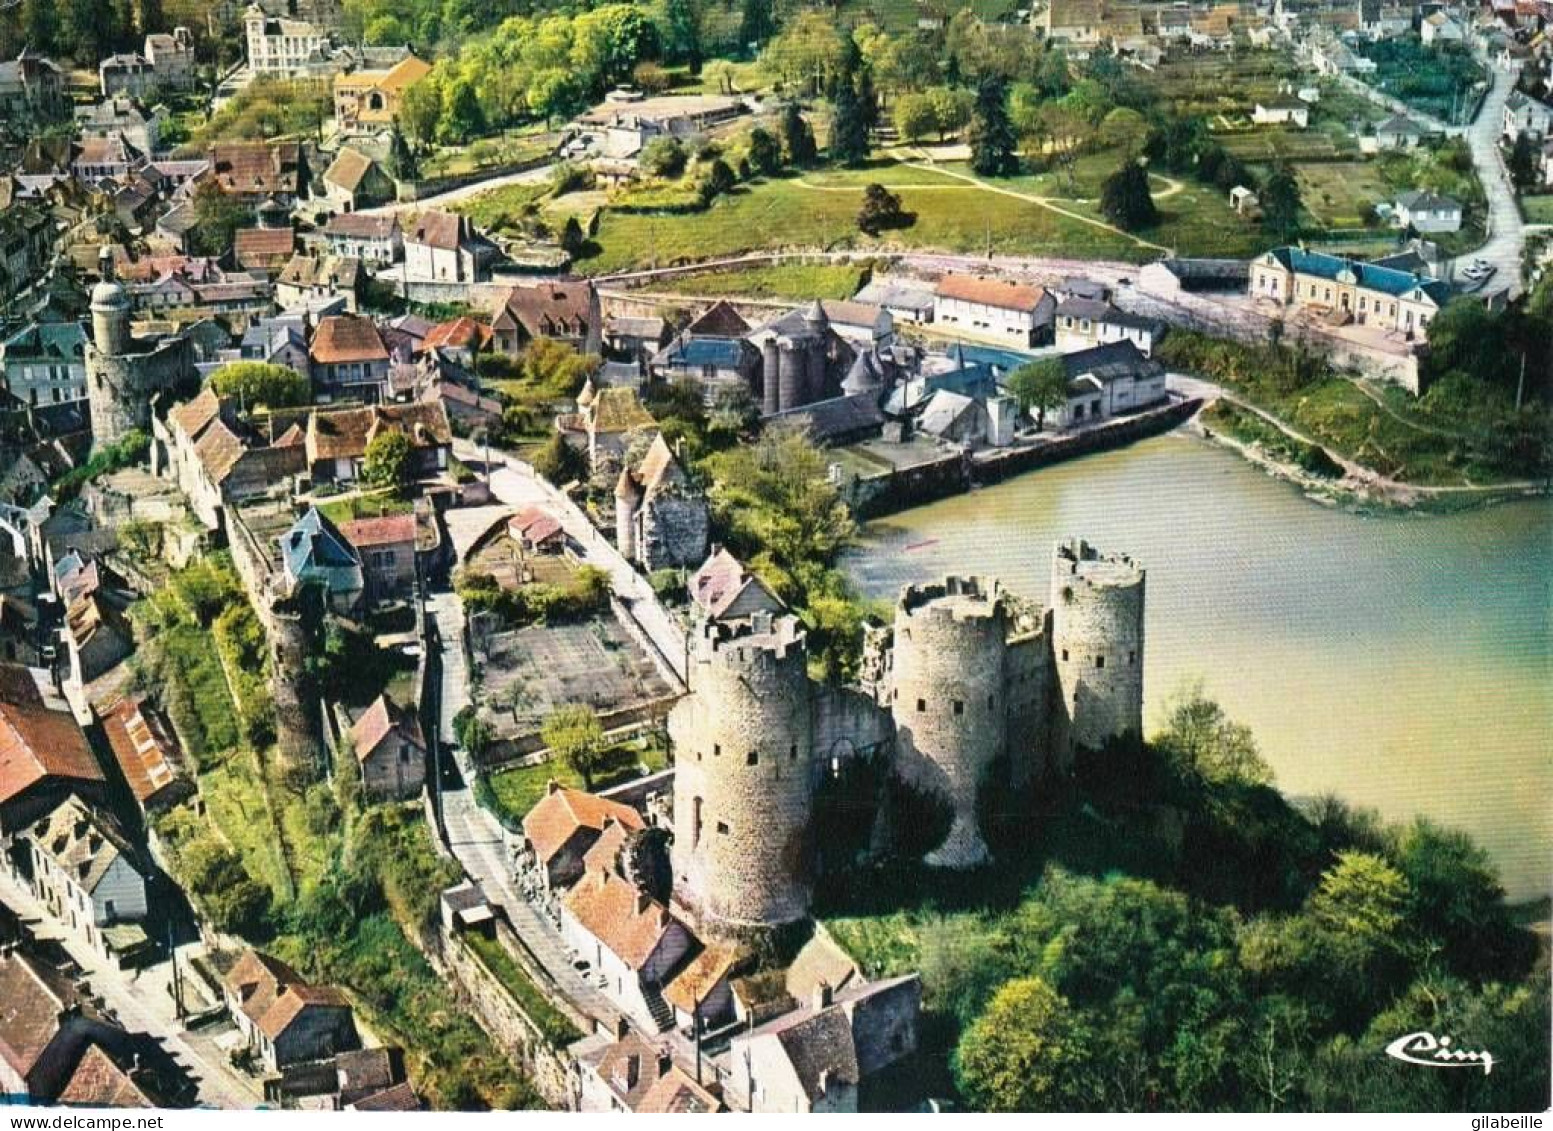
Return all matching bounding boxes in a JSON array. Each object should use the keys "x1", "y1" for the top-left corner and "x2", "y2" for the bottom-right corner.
[
  {"x1": 1261, "y1": 165, "x2": 1303, "y2": 240},
  {"x1": 438, "y1": 76, "x2": 486, "y2": 143},
  {"x1": 641, "y1": 136, "x2": 688, "y2": 178},
  {"x1": 829, "y1": 78, "x2": 870, "y2": 166},
  {"x1": 857, "y1": 182, "x2": 906, "y2": 235},
  {"x1": 779, "y1": 101, "x2": 818, "y2": 167},
  {"x1": 1097, "y1": 106, "x2": 1149, "y2": 157},
  {"x1": 1508, "y1": 131, "x2": 1538, "y2": 189},
  {"x1": 209, "y1": 361, "x2": 309, "y2": 410},
  {"x1": 1308, "y1": 851, "x2": 1411, "y2": 950},
  {"x1": 22, "y1": 0, "x2": 60, "y2": 54},
  {"x1": 531, "y1": 432, "x2": 587, "y2": 485},
  {"x1": 1099, "y1": 160, "x2": 1158, "y2": 231},
  {"x1": 956, "y1": 977, "x2": 1093, "y2": 1112},
  {"x1": 970, "y1": 75, "x2": 1019, "y2": 177},
  {"x1": 189, "y1": 181, "x2": 249, "y2": 258},
  {"x1": 927, "y1": 86, "x2": 974, "y2": 141},
  {"x1": 383, "y1": 123, "x2": 419, "y2": 181},
  {"x1": 893, "y1": 91, "x2": 938, "y2": 144},
  {"x1": 452, "y1": 706, "x2": 492, "y2": 759},
  {"x1": 398, "y1": 78, "x2": 441, "y2": 151},
  {"x1": 1005, "y1": 358, "x2": 1069, "y2": 429},
  {"x1": 542, "y1": 704, "x2": 607, "y2": 789},
  {"x1": 698, "y1": 157, "x2": 736, "y2": 203},
  {"x1": 1154, "y1": 687, "x2": 1273, "y2": 787},
  {"x1": 739, "y1": 0, "x2": 775, "y2": 53},
  {"x1": 662, "y1": 0, "x2": 703, "y2": 71},
  {"x1": 746, "y1": 126, "x2": 782, "y2": 176},
  {"x1": 362, "y1": 429, "x2": 413, "y2": 490}
]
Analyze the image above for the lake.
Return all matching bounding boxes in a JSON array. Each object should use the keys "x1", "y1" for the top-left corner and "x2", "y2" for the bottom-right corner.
[{"x1": 842, "y1": 432, "x2": 1553, "y2": 901}]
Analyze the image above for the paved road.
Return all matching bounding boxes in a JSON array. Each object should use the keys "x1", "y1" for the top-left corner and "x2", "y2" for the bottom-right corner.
[
  {"x1": 0, "y1": 868, "x2": 262, "y2": 1109},
  {"x1": 1445, "y1": 63, "x2": 1525, "y2": 294}
]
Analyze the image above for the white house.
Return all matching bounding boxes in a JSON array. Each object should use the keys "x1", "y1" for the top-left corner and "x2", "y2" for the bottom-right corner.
[
  {"x1": 932, "y1": 274, "x2": 1055, "y2": 346},
  {"x1": 1420, "y1": 11, "x2": 1465, "y2": 46},
  {"x1": 1054, "y1": 297, "x2": 1164, "y2": 355},
  {"x1": 1504, "y1": 90, "x2": 1553, "y2": 140},
  {"x1": 560, "y1": 869, "x2": 693, "y2": 1033},
  {"x1": 25, "y1": 797, "x2": 149, "y2": 958},
  {"x1": 323, "y1": 212, "x2": 402, "y2": 267},
  {"x1": 243, "y1": 3, "x2": 331, "y2": 77},
  {"x1": 403, "y1": 211, "x2": 496, "y2": 284},
  {"x1": 1392, "y1": 190, "x2": 1463, "y2": 234},
  {"x1": 1053, "y1": 340, "x2": 1168, "y2": 429},
  {"x1": 1252, "y1": 101, "x2": 1310, "y2": 128}
]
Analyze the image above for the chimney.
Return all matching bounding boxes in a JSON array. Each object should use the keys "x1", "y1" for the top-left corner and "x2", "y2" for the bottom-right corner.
[
  {"x1": 625, "y1": 1054, "x2": 640, "y2": 1089},
  {"x1": 656, "y1": 1049, "x2": 673, "y2": 1078},
  {"x1": 813, "y1": 981, "x2": 833, "y2": 1011},
  {"x1": 546, "y1": 778, "x2": 561, "y2": 795},
  {"x1": 634, "y1": 889, "x2": 652, "y2": 915},
  {"x1": 614, "y1": 1015, "x2": 631, "y2": 1040}
]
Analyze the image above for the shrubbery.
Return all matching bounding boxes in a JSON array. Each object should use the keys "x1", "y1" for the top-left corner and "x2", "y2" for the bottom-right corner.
[{"x1": 455, "y1": 565, "x2": 611, "y2": 627}]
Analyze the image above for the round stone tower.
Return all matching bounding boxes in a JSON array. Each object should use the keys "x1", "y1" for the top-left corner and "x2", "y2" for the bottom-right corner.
[
  {"x1": 1049, "y1": 538, "x2": 1146, "y2": 770},
  {"x1": 614, "y1": 467, "x2": 641, "y2": 561},
  {"x1": 90, "y1": 246, "x2": 131, "y2": 357},
  {"x1": 669, "y1": 611, "x2": 814, "y2": 935},
  {"x1": 888, "y1": 576, "x2": 1010, "y2": 869},
  {"x1": 761, "y1": 339, "x2": 780, "y2": 415},
  {"x1": 85, "y1": 244, "x2": 192, "y2": 450}
]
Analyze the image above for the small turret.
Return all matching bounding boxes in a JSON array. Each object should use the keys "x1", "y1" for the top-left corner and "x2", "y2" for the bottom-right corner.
[{"x1": 89, "y1": 246, "x2": 130, "y2": 358}]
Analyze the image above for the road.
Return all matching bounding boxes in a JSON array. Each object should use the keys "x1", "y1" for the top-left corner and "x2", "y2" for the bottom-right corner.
[
  {"x1": 0, "y1": 867, "x2": 262, "y2": 1109},
  {"x1": 1445, "y1": 63, "x2": 1525, "y2": 294}
]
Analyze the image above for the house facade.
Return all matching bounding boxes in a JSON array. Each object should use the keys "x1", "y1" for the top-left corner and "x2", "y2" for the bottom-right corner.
[
  {"x1": 1392, "y1": 190, "x2": 1462, "y2": 233},
  {"x1": 349, "y1": 694, "x2": 426, "y2": 802},
  {"x1": 1054, "y1": 297, "x2": 1164, "y2": 355},
  {"x1": 1249, "y1": 245, "x2": 1450, "y2": 339},
  {"x1": 932, "y1": 274, "x2": 1054, "y2": 346},
  {"x1": 404, "y1": 211, "x2": 494, "y2": 284},
  {"x1": 26, "y1": 797, "x2": 149, "y2": 957},
  {"x1": 2, "y1": 321, "x2": 87, "y2": 409}
]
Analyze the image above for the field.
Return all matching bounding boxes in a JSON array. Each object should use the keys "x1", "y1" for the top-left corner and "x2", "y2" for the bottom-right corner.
[
  {"x1": 644, "y1": 260, "x2": 873, "y2": 300},
  {"x1": 421, "y1": 129, "x2": 558, "y2": 180},
  {"x1": 1522, "y1": 195, "x2": 1553, "y2": 224},
  {"x1": 1353, "y1": 37, "x2": 1487, "y2": 126},
  {"x1": 1292, "y1": 160, "x2": 1394, "y2": 228}
]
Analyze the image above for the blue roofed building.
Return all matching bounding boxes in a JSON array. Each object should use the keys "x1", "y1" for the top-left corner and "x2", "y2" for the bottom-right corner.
[
  {"x1": 1, "y1": 321, "x2": 87, "y2": 410},
  {"x1": 649, "y1": 300, "x2": 759, "y2": 397},
  {"x1": 278, "y1": 506, "x2": 364, "y2": 613},
  {"x1": 1249, "y1": 246, "x2": 1453, "y2": 342}
]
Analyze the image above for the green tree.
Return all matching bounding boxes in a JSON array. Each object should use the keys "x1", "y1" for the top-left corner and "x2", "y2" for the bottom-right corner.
[
  {"x1": 181, "y1": 837, "x2": 271, "y2": 935},
  {"x1": 857, "y1": 182, "x2": 906, "y2": 235},
  {"x1": 829, "y1": 78, "x2": 870, "y2": 166},
  {"x1": 209, "y1": 361, "x2": 310, "y2": 409},
  {"x1": 452, "y1": 705, "x2": 492, "y2": 759},
  {"x1": 970, "y1": 75, "x2": 1019, "y2": 177},
  {"x1": 662, "y1": 0, "x2": 702, "y2": 71},
  {"x1": 438, "y1": 76, "x2": 486, "y2": 143},
  {"x1": 560, "y1": 215, "x2": 586, "y2": 256},
  {"x1": 893, "y1": 90, "x2": 937, "y2": 144},
  {"x1": 738, "y1": 0, "x2": 775, "y2": 52},
  {"x1": 779, "y1": 101, "x2": 818, "y2": 167},
  {"x1": 698, "y1": 157, "x2": 736, "y2": 203},
  {"x1": 530, "y1": 432, "x2": 587, "y2": 485},
  {"x1": 542, "y1": 704, "x2": 607, "y2": 790},
  {"x1": 1154, "y1": 687, "x2": 1273, "y2": 787},
  {"x1": 1308, "y1": 851, "x2": 1412, "y2": 951},
  {"x1": 1097, "y1": 106, "x2": 1149, "y2": 156},
  {"x1": 1508, "y1": 131, "x2": 1537, "y2": 189},
  {"x1": 746, "y1": 126, "x2": 781, "y2": 176},
  {"x1": 189, "y1": 181, "x2": 250, "y2": 258},
  {"x1": 362, "y1": 429, "x2": 413, "y2": 489},
  {"x1": 1261, "y1": 165, "x2": 1303, "y2": 241},
  {"x1": 956, "y1": 977, "x2": 1093, "y2": 1112},
  {"x1": 384, "y1": 123, "x2": 419, "y2": 181},
  {"x1": 1099, "y1": 159, "x2": 1158, "y2": 231},
  {"x1": 1005, "y1": 358, "x2": 1070, "y2": 429},
  {"x1": 22, "y1": 0, "x2": 60, "y2": 54},
  {"x1": 398, "y1": 78, "x2": 441, "y2": 151},
  {"x1": 1392, "y1": 818, "x2": 1519, "y2": 977},
  {"x1": 641, "y1": 136, "x2": 687, "y2": 178}
]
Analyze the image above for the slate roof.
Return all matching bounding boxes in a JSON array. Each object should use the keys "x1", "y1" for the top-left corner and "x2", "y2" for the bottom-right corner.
[
  {"x1": 2, "y1": 320, "x2": 86, "y2": 361},
  {"x1": 1395, "y1": 190, "x2": 1462, "y2": 212},
  {"x1": 1154, "y1": 257, "x2": 1250, "y2": 285},
  {"x1": 1055, "y1": 297, "x2": 1161, "y2": 332},
  {"x1": 1057, "y1": 339, "x2": 1165, "y2": 385},
  {"x1": 684, "y1": 300, "x2": 749, "y2": 337},
  {"x1": 324, "y1": 212, "x2": 399, "y2": 241},
  {"x1": 280, "y1": 506, "x2": 361, "y2": 579},
  {"x1": 0, "y1": 662, "x2": 105, "y2": 808},
  {"x1": 523, "y1": 784, "x2": 644, "y2": 866},
  {"x1": 764, "y1": 392, "x2": 886, "y2": 444},
  {"x1": 1262, "y1": 246, "x2": 1451, "y2": 302},
  {"x1": 853, "y1": 278, "x2": 935, "y2": 312},
  {"x1": 690, "y1": 548, "x2": 782, "y2": 620}
]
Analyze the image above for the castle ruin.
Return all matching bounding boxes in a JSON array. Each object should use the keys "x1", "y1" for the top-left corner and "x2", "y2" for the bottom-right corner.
[
  {"x1": 667, "y1": 538, "x2": 1146, "y2": 939},
  {"x1": 85, "y1": 246, "x2": 194, "y2": 449}
]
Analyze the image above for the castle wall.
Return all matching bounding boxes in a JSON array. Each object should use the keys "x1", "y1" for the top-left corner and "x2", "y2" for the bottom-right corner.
[
  {"x1": 1050, "y1": 541, "x2": 1145, "y2": 768},
  {"x1": 669, "y1": 617, "x2": 814, "y2": 933},
  {"x1": 86, "y1": 335, "x2": 193, "y2": 448},
  {"x1": 1004, "y1": 629, "x2": 1053, "y2": 788},
  {"x1": 887, "y1": 578, "x2": 1009, "y2": 869},
  {"x1": 637, "y1": 490, "x2": 709, "y2": 571}
]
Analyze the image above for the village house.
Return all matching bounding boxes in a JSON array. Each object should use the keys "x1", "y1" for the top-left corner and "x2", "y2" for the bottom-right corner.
[
  {"x1": 603, "y1": 315, "x2": 668, "y2": 364},
  {"x1": 727, "y1": 976, "x2": 922, "y2": 1114},
  {"x1": 664, "y1": 942, "x2": 747, "y2": 1032},
  {"x1": 404, "y1": 211, "x2": 497, "y2": 284},
  {"x1": 209, "y1": 140, "x2": 306, "y2": 204},
  {"x1": 523, "y1": 783, "x2": 647, "y2": 891},
  {"x1": 1249, "y1": 245, "x2": 1451, "y2": 338},
  {"x1": 303, "y1": 401, "x2": 452, "y2": 485},
  {"x1": 615, "y1": 433, "x2": 711, "y2": 571},
  {"x1": 98, "y1": 53, "x2": 158, "y2": 99},
  {"x1": 234, "y1": 227, "x2": 297, "y2": 275},
  {"x1": 1373, "y1": 113, "x2": 1426, "y2": 149},
  {"x1": 0, "y1": 596, "x2": 43, "y2": 666},
  {"x1": 277, "y1": 253, "x2": 364, "y2": 312},
  {"x1": 853, "y1": 276, "x2": 937, "y2": 325},
  {"x1": 349, "y1": 693, "x2": 426, "y2": 802},
  {"x1": 323, "y1": 213, "x2": 402, "y2": 267},
  {"x1": 914, "y1": 387, "x2": 1020, "y2": 449},
  {"x1": 0, "y1": 50, "x2": 68, "y2": 125},
  {"x1": 560, "y1": 868, "x2": 694, "y2": 1032},
  {"x1": 337, "y1": 513, "x2": 418, "y2": 605},
  {"x1": 62, "y1": 588, "x2": 135, "y2": 689},
  {"x1": 25, "y1": 796, "x2": 149, "y2": 959},
  {"x1": 932, "y1": 274, "x2": 1055, "y2": 346},
  {"x1": 99, "y1": 696, "x2": 193, "y2": 816},
  {"x1": 143, "y1": 27, "x2": 197, "y2": 89},
  {"x1": 321, "y1": 148, "x2": 395, "y2": 212},
  {"x1": 507, "y1": 505, "x2": 568, "y2": 555},
  {"x1": 278, "y1": 506, "x2": 365, "y2": 612},
  {"x1": 223, "y1": 950, "x2": 361, "y2": 1072},
  {"x1": 156, "y1": 387, "x2": 306, "y2": 528},
  {"x1": 490, "y1": 279, "x2": 602, "y2": 355},
  {"x1": 648, "y1": 301, "x2": 758, "y2": 391},
  {"x1": 2, "y1": 321, "x2": 87, "y2": 409},
  {"x1": 1420, "y1": 10, "x2": 1466, "y2": 44},
  {"x1": 1504, "y1": 89, "x2": 1553, "y2": 139},
  {"x1": 72, "y1": 136, "x2": 150, "y2": 184},
  {"x1": 1054, "y1": 340, "x2": 1169, "y2": 429},
  {"x1": 421, "y1": 316, "x2": 492, "y2": 367},
  {"x1": 243, "y1": 3, "x2": 333, "y2": 76},
  {"x1": 574, "y1": 1020, "x2": 725, "y2": 1113},
  {"x1": 1054, "y1": 296, "x2": 1165, "y2": 355},
  {"x1": 576, "y1": 90, "x2": 745, "y2": 159},
  {"x1": 310, "y1": 313, "x2": 390, "y2": 402},
  {"x1": 333, "y1": 55, "x2": 433, "y2": 133},
  {"x1": 689, "y1": 548, "x2": 784, "y2": 623},
  {"x1": 1392, "y1": 190, "x2": 1463, "y2": 233},
  {"x1": 1252, "y1": 100, "x2": 1310, "y2": 127},
  {"x1": 77, "y1": 96, "x2": 163, "y2": 156}
]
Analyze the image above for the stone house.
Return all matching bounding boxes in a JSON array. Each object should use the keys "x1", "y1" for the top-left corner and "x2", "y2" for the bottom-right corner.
[
  {"x1": 279, "y1": 507, "x2": 364, "y2": 612},
  {"x1": 98, "y1": 54, "x2": 158, "y2": 99},
  {"x1": 0, "y1": 50, "x2": 68, "y2": 126},
  {"x1": 1504, "y1": 90, "x2": 1553, "y2": 140},
  {"x1": 303, "y1": 401, "x2": 452, "y2": 485},
  {"x1": 99, "y1": 696, "x2": 193, "y2": 816},
  {"x1": 310, "y1": 313, "x2": 389, "y2": 402},
  {"x1": 323, "y1": 213, "x2": 401, "y2": 267},
  {"x1": 321, "y1": 148, "x2": 395, "y2": 212},
  {"x1": 2, "y1": 320, "x2": 87, "y2": 409},
  {"x1": 234, "y1": 227, "x2": 297, "y2": 275},
  {"x1": 727, "y1": 976, "x2": 921, "y2": 1114},
  {"x1": 507, "y1": 506, "x2": 567, "y2": 555},
  {"x1": 574, "y1": 1021, "x2": 724, "y2": 1113},
  {"x1": 25, "y1": 797, "x2": 149, "y2": 957},
  {"x1": 522, "y1": 783, "x2": 646, "y2": 891},
  {"x1": 349, "y1": 694, "x2": 426, "y2": 802},
  {"x1": 333, "y1": 55, "x2": 432, "y2": 133},
  {"x1": 566, "y1": 385, "x2": 657, "y2": 470},
  {"x1": 1374, "y1": 113, "x2": 1424, "y2": 149},
  {"x1": 156, "y1": 387, "x2": 306, "y2": 529},
  {"x1": 62, "y1": 589, "x2": 134, "y2": 687},
  {"x1": 277, "y1": 254, "x2": 364, "y2": 313},
  {"x1": 243, "y1": 3, "x2": 332, "y2": 77},
  {"x1": 1252, "y1": 100, "x2": 1310, "y2": 128},
  {"x1": 614, "y1": 433, "x2": 711, "y2": 571},
  {"x1": 560, "y1": 868, "x2": 693, "y2": 1032},
  {"x1": 933, "y1": 274, "x2": 1055, "y2": 347},
  {"x1": 603, "y1": 315, "x2": 668, "y2": 364},
  {"x1": 208, "y1": 140, "x2": 306, "y2": 205},
  {"x1": 1392, "y1": 190, "x2": 1463, "y2": 234},
  {"x1": 490, "y1": 279, "x2": 601, "y2": 356},
  {"x1": 1054, "y1": 296, "x2": 1164, "y2": 355},
  {"x1": 404, "y1": 211, "x2": 496, "y2": 284},
  {"x1": 338, "y1": 513, "x2": 417, "y2": 605},
  {"x1": 663, "y1": 942, "x2": 745, "y2": 1032},
  {"x1": 421, "y1": 316, "x2": 492, "y2": 367},
  {"x1": 77, "y1": 96, "x2": 163, "y2": 156},
  {"x1": 223, "y1": 950, "x2": 360, "y2": 1072},
  {"x1": 1054, "y1": 340, "x2": 1170, "y2": 429},
  {"x1": 0, "y1": 596, "x2": 43, "y2": 666},
  {"x1": 690, "y1": 548, "x2": 783, "y2": 623},
  {"x1": 143, "y1": 28, "x2": 197, "y2": 89},
  {"x1": 852, "y1": 277, "x2": 936, "y2": 325}
]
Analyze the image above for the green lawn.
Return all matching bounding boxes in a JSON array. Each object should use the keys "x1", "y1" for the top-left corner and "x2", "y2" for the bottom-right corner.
[
  {"x1": 649, "y1": 260, "x2": 871, "y2": 300},
  {"x1": 421, "y1": 129, "x2": 558, "y2": 179},
  {"x1": 465, "y1": 931, "x2": 583, "y2": 1046},
  {"x1": 1293, "y1": 161, "x2": 1393, "y2": 229},
  {"x1": 455, "y1": 181, "x2": 556, "y2": 233},
  {"x1": 1522, "y1": 195, "x2": 1553, "y2": 224},
  {"x1": 484, "y1": 737, "x2": 668, "y2": 824},
  {"x1": 317, "y1": 490, "x2": 415, "y2": 525},
  {"x1": 153, "y1": 623, "x2": 243, "y2": 763},
  {"x1": 198, "y1": 751, "x2": 295, "y2": 900}
]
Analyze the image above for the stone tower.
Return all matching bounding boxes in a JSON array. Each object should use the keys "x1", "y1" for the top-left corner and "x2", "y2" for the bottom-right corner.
[
  {"x1": 669, "y1": 611, "x2": 814, "y2": 935},
  {"x1": 85, "y1": 246, "x2": 193, "y2": 450},
  {"x1": 887, "y1": 576, "x2": 1012, "y2": 869},
  {"x1": 1050, "y1": 538, "x2": 1146, "y2": 769},
  {"x1": 614, "y1": 465, "x2": 641, "y2": 561}
]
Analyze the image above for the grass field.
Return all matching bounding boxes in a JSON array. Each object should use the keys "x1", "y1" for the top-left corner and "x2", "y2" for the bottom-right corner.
[
  {"x1": 1293, "y1": 160, "x2": 1394, "y2": 228},
  {"x1": 422, "y1": 129, "x2": 558, "y2": 180},
  {"x1": 317, "y1": 490, "x2": 415, "y2": 525},
  {"x1": 648, "y1": 261, "x2": 872, "y2": 300},
  {"x1": 455, "y1": 181, "x2": 555, "y2": 233},
  {"x1": 1522, "y1": 194, "x2": 1553, "y2": 224}
]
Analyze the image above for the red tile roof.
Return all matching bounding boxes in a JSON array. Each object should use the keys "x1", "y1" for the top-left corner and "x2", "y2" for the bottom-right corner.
[
  {"x1": 0, "y1": 663, "x2": 105, "y2": 808},
  {"x1": 422, "y1": 316, "x2": 492, "y2": 354},
  {"x1": 233, "y1": 227, "x2": 296, "y2": 268},
  {"x1": 522, "y1": 784, "x2": 645, "y2": 867},
  {"x1": 99, "y1": 697, "x2": 185, "y2": 809},
  {"x1": 310, "y1": 314, "x2": 388, "y2": 365},
  {"x1": 349, "y1": 694, "x2": 425, "y2": 763},
  {"x1": 563, "y1": 869, "x2": 680, "y2": 970},
  {"x1": 935, "y1": 273, "x2": 1047, "y2": 312},
  {"x1": 0, "y1": 948, "x2": 90, "y2": 1081},
  {"x1": 57, "y1": 1044, "x2": 154, "y2": 1108},
  {"x1": 338, "y1": 513, "x2": 416, "y2": 550}
]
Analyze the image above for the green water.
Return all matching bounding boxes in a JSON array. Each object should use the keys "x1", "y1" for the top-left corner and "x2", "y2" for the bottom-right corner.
[{"x1": 843, "y1": 432, "x2": 1553, "y2": 900}]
